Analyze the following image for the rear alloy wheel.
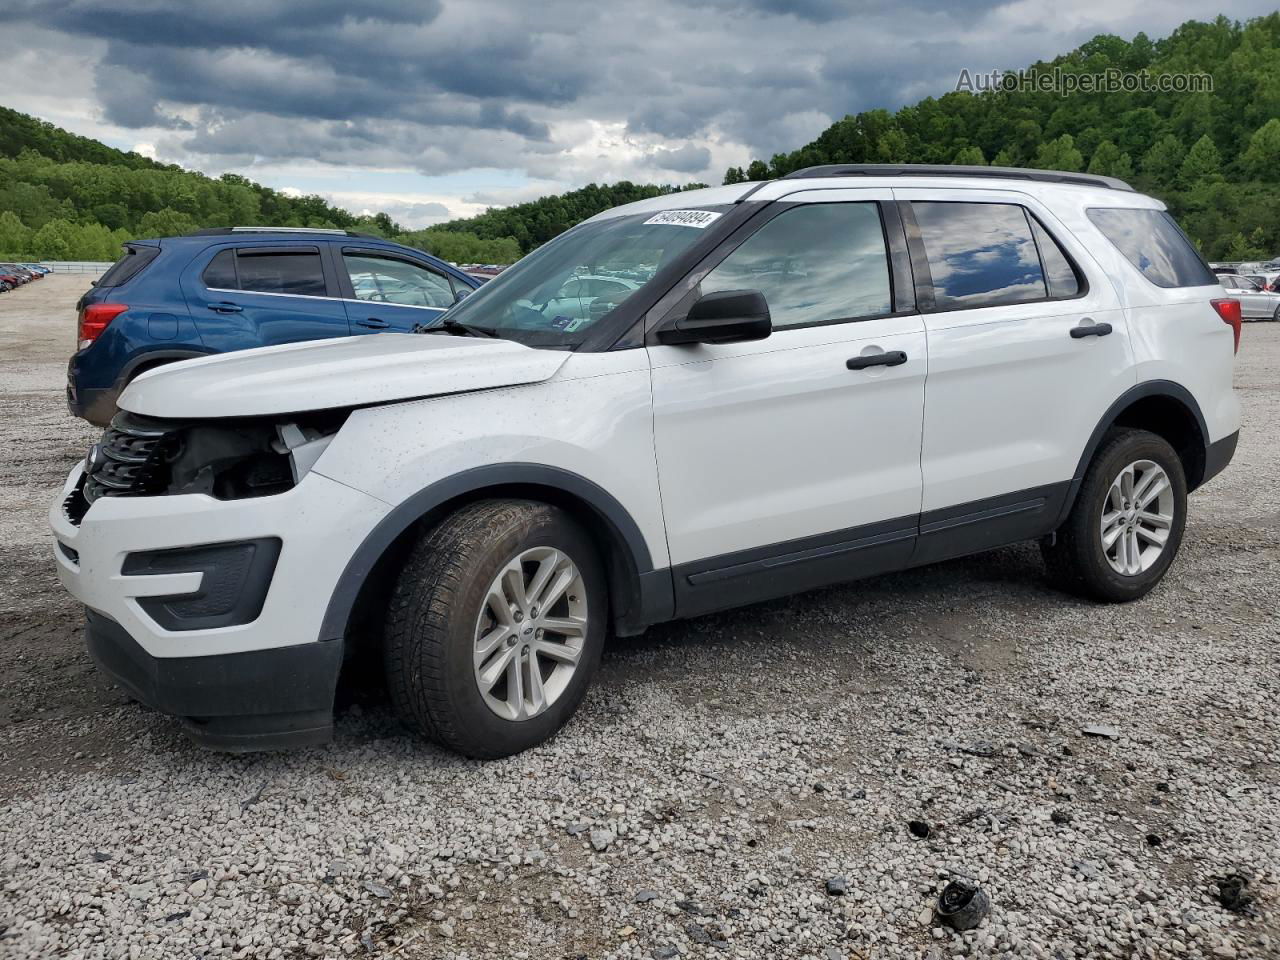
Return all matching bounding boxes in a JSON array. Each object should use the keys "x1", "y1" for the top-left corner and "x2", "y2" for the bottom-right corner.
[
  {"x1": 383, "y1": 500, "x2": 606, "y2": 758},
  {"x1": 1042, "y1": 428, "x2": 1187, "y2": 602},
  {"x1": 1098, "y1": 459, "x2": 1176, "y2": 577}
]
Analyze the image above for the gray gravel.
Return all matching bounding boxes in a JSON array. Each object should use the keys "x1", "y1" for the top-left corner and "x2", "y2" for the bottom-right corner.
[{"x1": 1, "y1": 276, "x2": 1277, "y2": 959}]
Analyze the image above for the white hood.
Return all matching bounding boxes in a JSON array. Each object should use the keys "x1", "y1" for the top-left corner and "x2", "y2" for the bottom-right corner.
[{"x1": 119, "y1": 333, "x2": 570, "y2": 419}]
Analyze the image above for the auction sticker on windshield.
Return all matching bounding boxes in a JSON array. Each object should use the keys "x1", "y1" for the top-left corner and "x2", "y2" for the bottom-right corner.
[{"x1": 643, "y1": 210, "x2": 722, "y2": 228}]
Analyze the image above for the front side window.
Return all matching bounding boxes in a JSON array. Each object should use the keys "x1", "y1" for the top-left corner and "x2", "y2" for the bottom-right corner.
[
  {"x1": 700, "y1": 203, "x2": 893, "y2": 329},
  {"x1": 343, "y1": 254, "x2": 455, "y2": 308},
  {"x1": 441, "y1": 206, "x2": 729, "y2": 347},
  {"x1": 234, "y1": 250, "x2": 327, "y2": 296},
  {"x1": 1086, "y1": 208, "x2": 1217, "y2": 289},
  {"x1": 913, "y1": 202, "x2": 1046, "y2": 309}
]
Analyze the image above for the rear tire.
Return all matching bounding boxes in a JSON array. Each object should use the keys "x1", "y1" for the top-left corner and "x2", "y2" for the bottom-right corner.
[
  {"x1": 1042, "y1": 428, "x2": 1187, "y2": 602},
  {"x1": 383, "y1": 500, "x2": 607, "y2": 759}
]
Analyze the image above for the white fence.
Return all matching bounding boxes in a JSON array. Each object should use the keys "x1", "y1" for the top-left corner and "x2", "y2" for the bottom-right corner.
[{"x1": 32, "y1": 261, "x2": 113, "y2": 275}]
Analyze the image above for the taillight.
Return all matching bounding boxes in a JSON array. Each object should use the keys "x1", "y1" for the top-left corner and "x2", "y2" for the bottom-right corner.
[
  {"x1": 1210, "y1": 299, "x2": 1241, "y2": 354},
  {"x1": 77, "y1": 303, "x2": 128, "y2": 350}
]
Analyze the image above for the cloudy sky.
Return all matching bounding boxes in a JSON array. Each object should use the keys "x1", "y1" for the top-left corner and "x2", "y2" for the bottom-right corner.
[{"x1": 4, "y1": 0, "x2": 1274, "y2": 227}]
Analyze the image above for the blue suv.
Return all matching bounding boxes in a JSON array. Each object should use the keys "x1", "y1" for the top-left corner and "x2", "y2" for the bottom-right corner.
[{"x1": 69, "y1": 228, "x2": 482, "y2": 425}]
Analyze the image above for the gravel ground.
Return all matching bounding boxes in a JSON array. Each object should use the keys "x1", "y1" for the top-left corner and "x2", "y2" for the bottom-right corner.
[{"x1": 1, "y1": 275, "x2": 1277, "y2": 960}]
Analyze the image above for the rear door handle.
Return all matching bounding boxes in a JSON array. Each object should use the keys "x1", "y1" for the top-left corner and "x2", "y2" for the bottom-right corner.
[
  {"x1": 208, "y1": 301, "x2": 242, "y2": 314},
  {"x1": 847, "y1": 350, "x2": 908, "y2": 370},
  {"x1": 356, "y1": 317, "x2": 391, "y2": 329},
  {"x1": 1070, "y1": 321, "x2": 1112, "y2": 339}
]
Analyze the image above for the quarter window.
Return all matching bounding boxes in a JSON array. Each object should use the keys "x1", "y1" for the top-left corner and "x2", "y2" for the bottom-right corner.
[
  {"x1": 234, "y1": 250, "x2": 327, "y2": 296},
  {"x1": 1086, "y1": 208, "x2": 1217, "y2": 289},
  {"x1": 343, "y1": 253, "x2": 456, "y2": 308},
  {"x1": 1029, "y1": 217, "x2": 1081, "y2": 299},
  {"x1": 912, "y1": 202, "x2": 1047, "y2": 309},
  {"x1": 202, "y1": 249, "x2": 238, "y2": 289},
  {"x1": 700, "y1": 203, "x2": 893, "y2": 329}
]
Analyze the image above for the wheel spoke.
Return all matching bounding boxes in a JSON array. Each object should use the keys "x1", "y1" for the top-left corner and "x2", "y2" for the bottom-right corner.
[
  {"x1": 1138, "y1": 509, "x2": 1172, "y2": 530},
  {"x1": 505, "y1": 652, "x2": 526, "y2": 720},
  {"x1": 502, "y1": 564, "x2": 528, "y2": 612},
  {"x1": 1119, "y1": 465, "x2": 1135, "y2": 503},
  {"x1": 525, "y1": 654, "x2": 546, "y2": 715},
  {"x1": 1126, "y1": 530, "x2": 1142, "y2": 574},
  {"x1": 1135, "y1": 524, "x2": 1168, "y2": 547},
  {"x1": 475, "y1": 624, "x2": 511, "y2": 665},
  {"x1": 538, "y1": 566, "x2": 576, "y2": 611},
  {"x1": 478, "y1": 646, "x2": 517, "y2": 690},
  {"x1": 532, "y1": 638, "x2": 581, "y2": 665},
  {"x1": 524, "y1": 550, "x2": 562, "y2": 609},
  {"x1": 540, "y1": 615, "x2": 587, "y2": 638},
  {"x1": 1102, "y1": 523, "x2": 1125, "y2": 549},
  {"x1": 1136, "y1": 475, "x2": 1169, "y2": 509}
]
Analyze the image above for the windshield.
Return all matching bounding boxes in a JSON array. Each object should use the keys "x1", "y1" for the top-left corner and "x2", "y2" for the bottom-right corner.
[{"x1": 438, "y1": 206, "x2": 731, "y2": 347}]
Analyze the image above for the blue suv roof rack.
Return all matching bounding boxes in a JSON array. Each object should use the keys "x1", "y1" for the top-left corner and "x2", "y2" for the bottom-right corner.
[
  {"x1": 186, "y1": 227, "x2": 384, "y2": 239},
  {"x1": 779, "y1": 163, "x2": 1135, "y2": 192}
]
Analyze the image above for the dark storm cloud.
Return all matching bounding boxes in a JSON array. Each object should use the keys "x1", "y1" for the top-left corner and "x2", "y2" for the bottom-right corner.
[
  {"x1": 645, "y1": 143, "x2": 713, "y2": 173},
  {"x1": 7, "y1": 0, "x2": 1274, "y2": 186}
]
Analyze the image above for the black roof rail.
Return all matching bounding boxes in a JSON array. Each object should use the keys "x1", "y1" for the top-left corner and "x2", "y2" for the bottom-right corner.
[
  {"x1": 778, "y1": 163, "x2": 1135, "y2": 192},
  {"x1": 186, "y1": 227, "x2": 384, "y2": 239}
]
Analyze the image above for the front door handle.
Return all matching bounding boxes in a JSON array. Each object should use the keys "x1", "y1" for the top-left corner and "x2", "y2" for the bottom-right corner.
[
  {"x1": 208, "y1": 301, "x2": 242, "y2": 314},
  {"x1": 1070, "y1": 320, "x2": 1113, "y2": 339},
  {"x1": 847, "y1": 350, "x2": 908, "y2": 370},
  {"x1": 356, "y1": 317, "x2": 391, "y2": 329}
]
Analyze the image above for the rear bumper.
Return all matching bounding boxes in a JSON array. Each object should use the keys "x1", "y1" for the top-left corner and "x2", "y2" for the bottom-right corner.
[
  {"x1": 1201, "y1": 429, "x2": 1239, "y2": 488},
  {"x1": 86, "y1": 609, "x2": 342, "y2": 750},
  {"x1": 66, "y1": 357, "x2": 119, "y2": 426}
]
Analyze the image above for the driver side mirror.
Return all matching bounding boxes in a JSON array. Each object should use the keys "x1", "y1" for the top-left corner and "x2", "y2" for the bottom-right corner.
[{"x1": 656, "y1": 289, "x2": 771, "y2": 346}]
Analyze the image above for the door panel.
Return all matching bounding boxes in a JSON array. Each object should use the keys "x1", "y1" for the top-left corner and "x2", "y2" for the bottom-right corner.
[
  {"x1": 894, "y1": 189, "x2": 1135, "y2": 515},
  {"x1": 184, "y1": 245, "x2": 351, "y2": 349},
  {"x1": 647, "y1": 192, "x2": 926, "y2": 594},
  {"x1": 651, "y1": 316, "x2": 926, "y2": 567}
]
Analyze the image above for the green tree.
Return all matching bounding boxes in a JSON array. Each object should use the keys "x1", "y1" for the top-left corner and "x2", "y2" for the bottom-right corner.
[
  {"x1": 1033, "y1": 134, "x2": 1084, "y2": 172},
  {"x1": 952, "y1": 145, "x2": 986, "y2": 165},
  {"x1": 0, "y1": 210, "x2": 30, "y2": 256},
  {"x1": 1140, "y1": 134, "x2": 1186, "y2": 184},
  {"x1": 1241, "y1": 118, "x2": 1280, "y2": 181},
  {"x1": 1178, "y1": 134, "x2": 1223, "y2": 187}
]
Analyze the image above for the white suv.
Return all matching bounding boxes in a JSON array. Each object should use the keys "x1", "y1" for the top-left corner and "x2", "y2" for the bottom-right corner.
[{"x1": 50, "y1": 165, "x2": 1241, "y2": 757}]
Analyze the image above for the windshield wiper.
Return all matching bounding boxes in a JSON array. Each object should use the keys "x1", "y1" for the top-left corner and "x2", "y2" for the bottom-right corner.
[{"x1": 413, "y1": 317, "x2": 499, "y2": 338}]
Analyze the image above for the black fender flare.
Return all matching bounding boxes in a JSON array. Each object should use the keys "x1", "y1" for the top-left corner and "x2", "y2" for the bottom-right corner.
[
  {"x1": 1057, "y1": 379, "x2": 1209, "y2": 525},
  {"x1": 318, "y1": 463, "x2": 665, "y2": 643}
]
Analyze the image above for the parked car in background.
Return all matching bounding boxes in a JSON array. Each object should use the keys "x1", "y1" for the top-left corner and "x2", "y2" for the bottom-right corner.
[
  {"x1": 21, "y1": 263, "x2": 51, "y2": 276},
  {"x1": 0, "y1": 265, "x2": 31, "y2": 287},
  {"x1": 1217, "y1": 273, "x2": 1280, "y2": 320},
  {"x1": 67, "y1": 227, "x2": 483, "y2": 425},
  {"x1": 52, "y1": 165, "x2": 1239, "y2": 758},
  {"x1": 1244, "y1": 272, "x2": 1279, "y2": 292}
]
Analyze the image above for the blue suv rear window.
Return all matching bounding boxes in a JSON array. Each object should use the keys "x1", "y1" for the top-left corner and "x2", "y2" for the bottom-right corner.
[
  {"x1": 98, "y1": 244, "x2": 160, "y2": 288},
  {"x1": 203, "y1": 248, "x2": 327, "y2": 296}
]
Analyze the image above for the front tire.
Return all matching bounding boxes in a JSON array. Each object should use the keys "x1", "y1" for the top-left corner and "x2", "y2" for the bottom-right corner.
[
  {"x1": 1042, "y1": 428, "x2": 1187, "y2": 602},
  {"x1": 383, "y1": 500, "x2": 606, "y2": 759}
]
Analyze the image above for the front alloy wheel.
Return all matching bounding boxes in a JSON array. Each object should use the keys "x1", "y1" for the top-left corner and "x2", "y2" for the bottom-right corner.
[
  {"x1": 383, "y1": 500, "x2": 606, "y2": 759},
  {"x1": 474, "y1": 547, "x2": 588, "y2": 721}
]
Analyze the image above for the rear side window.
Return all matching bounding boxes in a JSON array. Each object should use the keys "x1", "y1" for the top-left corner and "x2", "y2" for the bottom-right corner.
[
  {"x1": 912, "y1": 202, "x2": 1046, "y2": 309},
  {"x1": 1086, "y1": 208, "x2": 1217, "y2": 288},
  {"x1": 97, "y1": 244, "x2": 160, "y2": 288},
  {"x1": 233, "y1": 250, "x2": 327, "y2": 296},
  {"x1": 700, "y1": 202, "x2": 893, "y2": 329}
]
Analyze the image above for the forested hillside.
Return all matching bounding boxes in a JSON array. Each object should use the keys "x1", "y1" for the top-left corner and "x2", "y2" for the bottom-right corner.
[
  {"x1": 2, "y1": 13, "x2": 1277, "y2": 265},
  {"x1": 720, "y1": 13, "x2": 1280, "y2": 261},
  {"x1": 0, "y1": 106, "x2": 518, "y2": 263}
]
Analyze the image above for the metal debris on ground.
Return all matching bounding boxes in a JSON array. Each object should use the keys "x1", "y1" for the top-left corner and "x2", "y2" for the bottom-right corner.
[{"x1": 935, "y1": 878, "x2": 991, "y2": 931}]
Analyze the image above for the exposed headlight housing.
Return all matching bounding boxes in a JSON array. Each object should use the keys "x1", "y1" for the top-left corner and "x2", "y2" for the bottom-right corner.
[{"x1": 74, "y1": 411, "x2": 348, "y2": 514}]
